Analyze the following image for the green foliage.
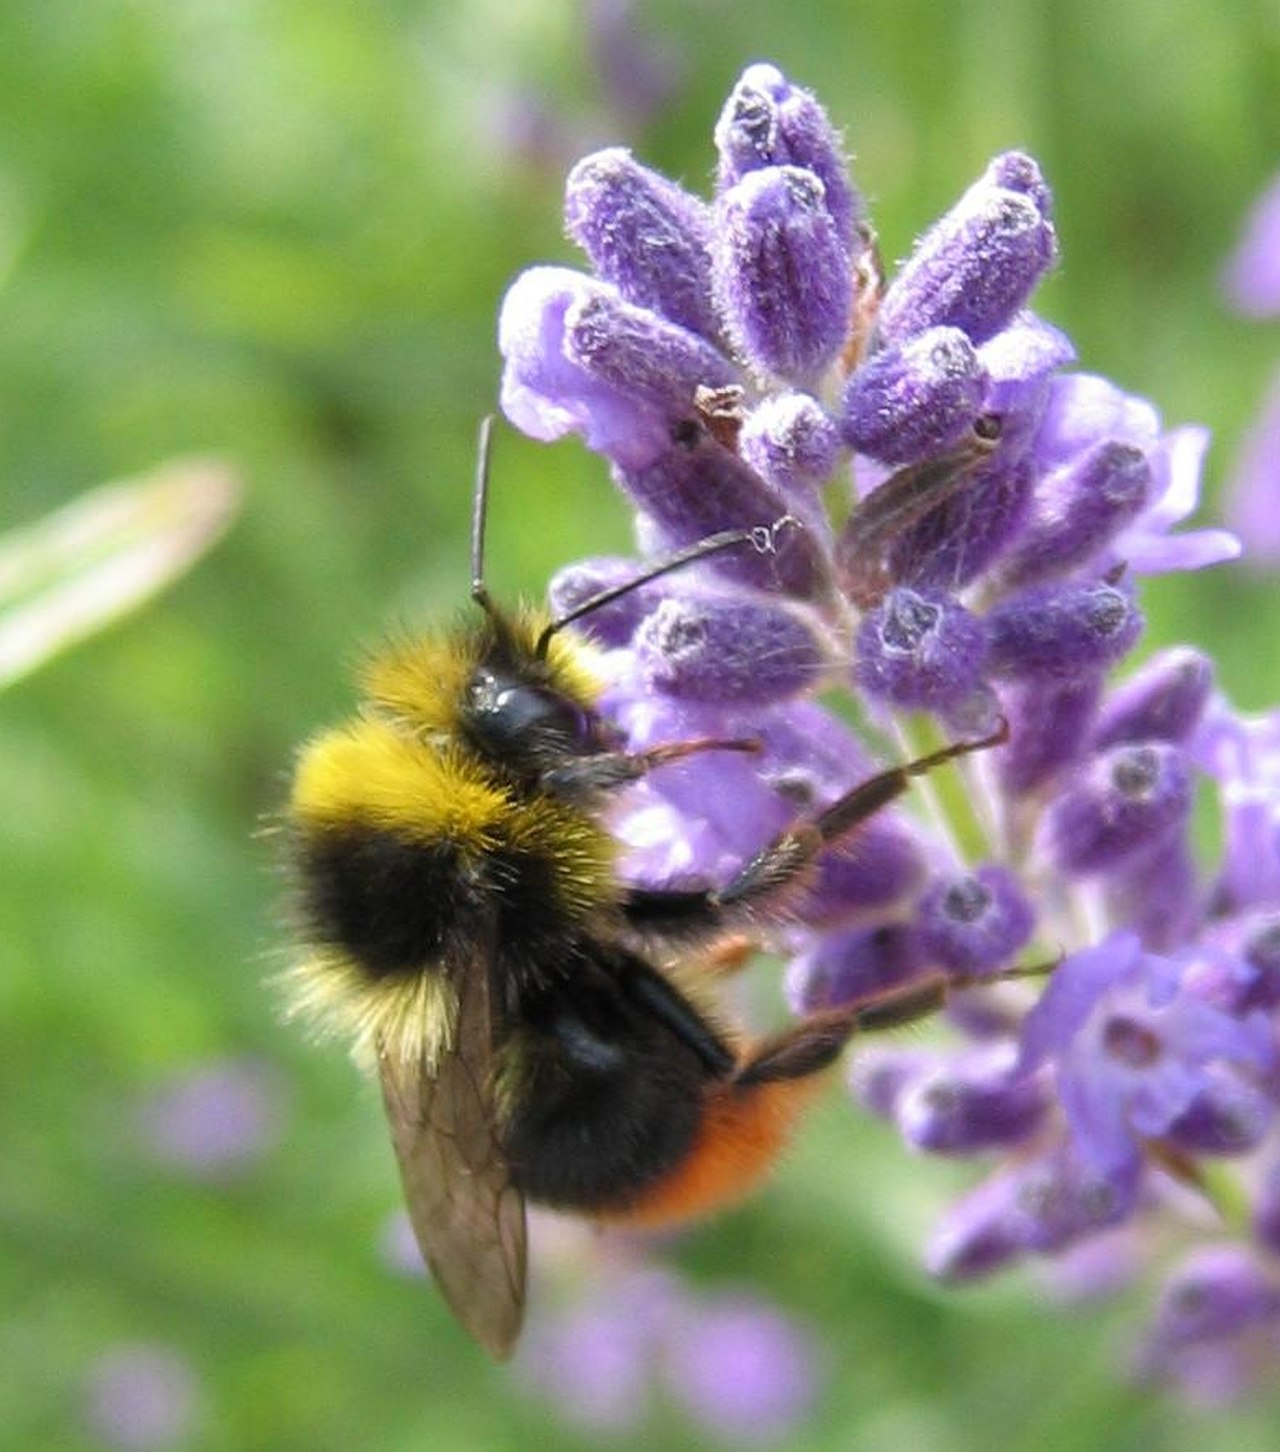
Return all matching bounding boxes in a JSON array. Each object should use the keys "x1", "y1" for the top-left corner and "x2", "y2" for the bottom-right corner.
[{"x1": 2, "y1": 2, "x2": 1279, "y2": 1448}]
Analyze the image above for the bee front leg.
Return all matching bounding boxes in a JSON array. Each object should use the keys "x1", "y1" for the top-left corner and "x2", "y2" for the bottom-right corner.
[
  {"x1": 543, "y1": 735, "x2": 759, "y2": 798},
  {"x1": 713, "y1": 720, "x2": 1007, "y2": 914},
  {"x1": 621, "y1": 722, "x2": 1007, "y2": 938}
]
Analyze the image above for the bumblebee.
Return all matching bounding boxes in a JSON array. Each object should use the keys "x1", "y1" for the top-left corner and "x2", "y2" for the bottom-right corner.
[{"x1": 284, "y1": 422, "x2": 1004, "y2": 1358}]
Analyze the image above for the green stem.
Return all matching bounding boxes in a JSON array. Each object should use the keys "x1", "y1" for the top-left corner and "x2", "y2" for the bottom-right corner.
[{"x1": 894, "y1": 711, "x2": 995, "y2": 868}]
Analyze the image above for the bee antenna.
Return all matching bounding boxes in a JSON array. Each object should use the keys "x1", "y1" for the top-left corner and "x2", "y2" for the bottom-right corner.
[
  {"x1": 470, "y1": 414, "x2": 499, "y2": 621},
  {"x1": 535, "y1": 516, "x2": 801, "y2": 660}
]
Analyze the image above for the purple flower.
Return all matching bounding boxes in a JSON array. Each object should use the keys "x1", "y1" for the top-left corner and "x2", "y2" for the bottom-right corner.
[
  {"x1": 1019, "y1": 935, "x2": 1275, "y2": 1178},
  {"x1": 82, "y1": 1345, "x2": 201, "y2": 1450},
  {"x1": 518, "y1": 1263, "x2": 820, "y2": 1442},
  {"x1": 1136, "y1": 1249, "x2": 1280, "y2": 1406},
  {"x1": 133, "y1": 1057, "x2": 284, "y2": 1179},
  {"x1": 496, "y1": 63, "x2": 1280, "y2": 1401},
  {"x1": 1223, "y1": 369, "x2": 1280, "y2": 568},
  {"x1": 664, "y1": 1295, "x2": 821, "y2": 1444},
  {"x1": 842, "y1": 327, "x2": 988, "y2": 466},
  {"x1": 876, "y1": 153, "x2": 1058, "y2": 347},
  {"x1": 1223, "y1": 169, "x2": 1280, "y2": 318}
]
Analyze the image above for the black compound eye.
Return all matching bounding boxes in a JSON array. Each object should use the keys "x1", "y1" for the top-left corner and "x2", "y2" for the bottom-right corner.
[{"x1": 468, "y1": 667, "x2": 594, "y2": 754}]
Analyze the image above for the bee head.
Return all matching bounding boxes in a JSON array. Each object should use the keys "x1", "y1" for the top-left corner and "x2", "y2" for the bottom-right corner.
[{"x1": 459, "y1": 609, "x2": 614, "y2": 782}]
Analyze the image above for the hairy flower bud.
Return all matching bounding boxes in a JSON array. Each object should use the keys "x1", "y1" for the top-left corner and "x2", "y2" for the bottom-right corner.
[
  {"x1": 916, "y1": 865, "x2": 1035, "y2": 975},
  {"x1": 713, "y1": 166, "x2": 852, "y2": 385},
  {"x1": 634, "y1": 593, "x2": 826, "y2": 704},
  {"x1": 987, "y1": 581, "x2": 1143, "y2": 681},
  {"x1": 878, "y1": 154, "x2": 1058, "y2": 346},
  {"x1": 842, "y1": 327, "x2": 988, "y2": 466},
  {"x1": 855, "y1": 587, "x2": 988, "y2": 712},
  {"x1": 1047, "y1": 743, "x2": 1193, "y2": 874},
  {"x1": 714, "y1": 62, "x2": 860, "y2": 249},
  {"x1": 565, "y1": 147, "x2": 720, "y2": 341}
]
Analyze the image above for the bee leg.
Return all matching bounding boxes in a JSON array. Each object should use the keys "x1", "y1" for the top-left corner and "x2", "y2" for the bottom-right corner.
[
  {"x1": 713, "y1": 720, "x2": 1007, "y2": 914},
  {"x1": 543, "y1": 735, "x2": 759, "y2": 798},
  {"x1": 621, "y1": 721, "x2": 1007, "y2": 936},
  {"x1": 735, "y1": 957, "x2": 1049, "y2": 1088}
]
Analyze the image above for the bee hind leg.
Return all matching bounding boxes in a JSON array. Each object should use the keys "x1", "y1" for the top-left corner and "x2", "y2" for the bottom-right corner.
[{"x1": 734, "y1": 952, "x2": 1054, "y2": 1089}]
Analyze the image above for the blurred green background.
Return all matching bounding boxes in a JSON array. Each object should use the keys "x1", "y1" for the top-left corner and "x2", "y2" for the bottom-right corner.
[{"x1": 4, "y1": 1, "x2": 1280, "y2": 1449}]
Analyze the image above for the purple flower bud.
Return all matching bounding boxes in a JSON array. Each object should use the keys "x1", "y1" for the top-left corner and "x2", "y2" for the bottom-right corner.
[
  {"x1": 999, "y1": 441, "x2": 1153, "y2": 586},
  {"x1": 1223, "y1": 169, "x2": 1280, "y2": 318},
  {"x1": 835, "y1": 425, "x2": 1003, "y2": 605},
  {"x1": 616, "y1": 439, "x2": 827, "y2": 598},
  {"x1": 1012, "y1": 1147, "x2": 1142, "y2": 1253},
  {"x1": 134, "y1": 1058, "x2": 284, "y2": 1179},
  {"x1": 849, "y1": 1046, "x2": 939, "y2": 1120},
  {"x1": 633, "y1": 592, "x2": 826, "y2": 704},
  {"x1": 564, "y1": 286, "x2": 737, "y2": 419},
  {"x1": 565, "y1": 147, "x2": 721, "y2": 341},
  {"x1": 986, "y1": 581, "x2": 1144, "y2": 681},
  {"x1": 713, "y1": 165, "x2": 852, "y2": 386},
  {"x1": 585, "y1": 0, "x2": 680, "y2": 129},
  {"x1": 841, "y1": 327, "x2": 989, "y2": 466},
  {"x1": 739, "y1": 392, "x2": 840, "y2": 501},
  {"x1": 896, "y1": 1047, "x2": 1048, "y2": 1153},
  {"x1": 547, "y1": 556, "x2": 659, "y2": 646},
  {"x1": 1164, "y1": 1076, "x2": 1272, "y2": 1156},
  {"x1": 878, "y1": 157, "x2": 1058, "y2": 347},
  {"x1": 926, "y1": 1175, "x2": 1028, "y2": 1281},
  {"x1": 1047, "y1": 742, "x2": 1193, "y2": 874},
  {"x1": 1222, "y1": 372, "x2": 1280, "y2": 567},
  {"x1": 1145, "y1": 1248, "x2": 1280, "y2": 1352},
  {"x1": 997, "y1": 675, "x2": 1103, "y2": 796},
  {"x1": 1107, "y1": 836, "x2": 1202, "y2": 953},
  {"x1": 854, "y1": 587, "x2": 988, "y2": 712},
  {"x1": 889, "y1": 453, "x2": 1035, "y2": 592},
  {"x1": 785, "y1": 922, "x2": 924, "y2": 1012},
  {"x1": 519, "y1": 1269, "x2": 680, "y2": 1434},
  {"x1": 754, "y1": 705, "x2": 924, "y2": 922},
  {"x1": 1253, "y1": 1159, "x2": 1280, "y2": 1257},
  {"x1": 714, "y1": 62, "x2": 859, "y2": 249},
  {"x1": 985, "y1": 151, "x2": 1055, "y2": 218},
  {"x1": 1092, "y1": 647, "x2": 1215, "y2": 749},
  {"x1": 1241, "y1": 917, "x2": 1280, "y2": 1010},
  {"x1": 804, "y1": 819, "x2": 924, "y2": 924},
  {"x1": 915, "y1": 865, "x2": 1036, "y2": 976},
  {"x1": 927, "y1": 1146, "x2": 1140, "y2": 1281}
]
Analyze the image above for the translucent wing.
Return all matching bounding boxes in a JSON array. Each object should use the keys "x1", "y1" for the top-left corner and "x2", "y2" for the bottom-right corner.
[{"x1": 377, "y1": 949, "x2": 527, "y2": 1359}]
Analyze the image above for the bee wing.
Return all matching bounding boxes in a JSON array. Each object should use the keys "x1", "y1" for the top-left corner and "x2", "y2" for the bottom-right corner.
[{"x1": 377, "y1": 953, "x2": 527, "y2": 1359}]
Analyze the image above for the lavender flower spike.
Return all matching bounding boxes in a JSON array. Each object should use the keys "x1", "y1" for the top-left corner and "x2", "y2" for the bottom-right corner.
[{"x1": 497, "y1": 64, "x2": 1280, "y2": 1405}]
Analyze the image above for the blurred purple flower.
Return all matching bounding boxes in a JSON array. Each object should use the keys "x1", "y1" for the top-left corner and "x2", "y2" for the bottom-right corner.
[
  {"x1": 664, "y1": 1295, "x2": 821, "y2": 1444},
  {"x1": 518, "y1": 1267, "x2": 820, "y2": 1444},
  {"x1": 1223, "y1": 170, "x2": 1280, "y2": 318},
  {"x1": 82, "y1": 1344, "x2": 201, "y2": 1450},
  {"x1": 1222, "y1": 370, "x2": 1280, "y2": 568},
  {"x1": 134, "y1": 1057, "x2": 284, "y2": 1179},
  {"x1": 1136, "y1": 1248, "x2": 1280, "y2": 1406}
]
